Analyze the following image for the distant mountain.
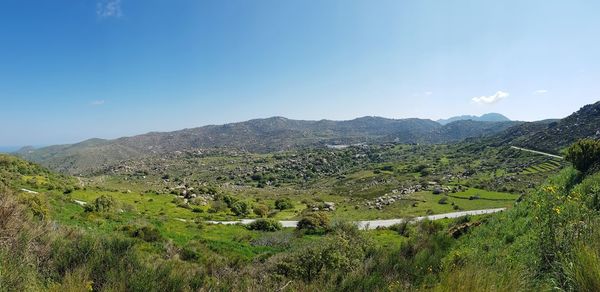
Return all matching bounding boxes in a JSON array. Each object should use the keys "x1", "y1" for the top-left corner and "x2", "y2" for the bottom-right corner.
[
  {"x1": 16, "y1": 116, "x2": 521, "y2": 175},
  {"x1": 481, "y1": 101, "x2": 600, "y2": 153},
  {"x1": 432, "y1": 120, "x2": 520, "y2": 143},
  {"x1": 437, "y1": 113, "x2": 511, "y2": 125}
]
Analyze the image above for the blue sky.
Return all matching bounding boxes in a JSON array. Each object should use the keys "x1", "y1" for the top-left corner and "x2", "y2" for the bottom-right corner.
[{"x1": 1, "y1": 0, "x2": 600, "y2": 146}]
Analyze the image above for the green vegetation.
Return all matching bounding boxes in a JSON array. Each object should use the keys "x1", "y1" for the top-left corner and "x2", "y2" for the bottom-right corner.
[
  {"x1": 4, "y1": 136, "x2": 600, "y2": 290},
  {"x1": 565, "y1": 138, "x2": 600, "y2": 173},
  {"x1": 246, "y1": 218, "x2": 282, "y2": 232},
  {"x1": 274, "y1": 197, "x2": 294, "y2": 210},
  {"x1": 296, "y1": 212, "x2": 331, "y2": 234}
]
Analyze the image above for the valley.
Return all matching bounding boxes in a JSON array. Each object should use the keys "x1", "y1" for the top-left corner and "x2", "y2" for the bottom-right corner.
[
  {"x1": 2, "y1": 102, "x2": 600, "y2": 291},
  {"x1": 4, "y1": 2, "x2": 600, "y2": 290}
]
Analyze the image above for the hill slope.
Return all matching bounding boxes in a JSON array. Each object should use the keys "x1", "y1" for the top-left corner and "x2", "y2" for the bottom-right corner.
[
  {"x1": 484, "y1": 101, "x2": 600, "y2": 153},
  {"x1": 17, "y1": 116, "x2": 519, "y2": 174}
]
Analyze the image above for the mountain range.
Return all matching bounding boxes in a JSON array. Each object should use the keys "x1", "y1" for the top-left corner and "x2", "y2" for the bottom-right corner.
[
  {"x1": 15, "y1": 102, "x2": 600, "y2": 174},
  {"x1": 15, "y1": 117, "x2": 517, "y2": 174},
  {"x1": 436, "y1": 113, "x2": 511, "y2": 125}
]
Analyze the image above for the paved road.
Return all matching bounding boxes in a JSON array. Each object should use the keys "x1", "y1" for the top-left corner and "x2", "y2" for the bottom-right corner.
[
  {"x1": 510, "y1": 146, "x2": 563, "y2": 160},
  {"x1": 20, "y1": 188, "x2": 39, "y2": 194},
  {"x1": 206, "y1": 208, "x2": 506, "y2": 230}
]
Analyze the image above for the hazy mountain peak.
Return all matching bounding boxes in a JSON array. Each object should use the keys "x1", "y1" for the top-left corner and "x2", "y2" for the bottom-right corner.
[{"x1": 437, "y1": 113, "x2": 510, "y2": 125}]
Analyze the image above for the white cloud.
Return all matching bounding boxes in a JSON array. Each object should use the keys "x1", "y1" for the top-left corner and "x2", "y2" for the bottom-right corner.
[
  {"x1": 424, "y1": 91, "x2": 433, "y2": 96},
  {"x1": 91, "y1": 100, "x2": 105, "y2": 106},
  {"x1": 97, "y1": 0, "x2": 122, "y2": 18},
  {"x1": 534, "y1": 89, "x2": 548, "y2": 95},
  {"x1": 472, "y1": 91, "x2": 509, "y2": 105}
]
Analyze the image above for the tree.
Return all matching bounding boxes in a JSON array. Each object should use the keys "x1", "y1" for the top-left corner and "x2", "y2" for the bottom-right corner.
[
  {"x1": 253, "y1": 204, "x2": 269, "y2": 217},
  {"x1": 565, "y1": 139, "x2": 600, "y2": 173},
  {"x1": 275, "y1": 198, "x2": 294, "y2": 210},
  {"x1": 230, "y1": 201, "x2": 249, "y2": 217},
  {"x1": 246, "y1": 218, "x2": 282, "y2": 232},
  {"x1": 296, "y1": 212, "x2": 330, "y2": 234},
  {"x1": 92, "y1": 195, "x2": 116, "y2": 212}
]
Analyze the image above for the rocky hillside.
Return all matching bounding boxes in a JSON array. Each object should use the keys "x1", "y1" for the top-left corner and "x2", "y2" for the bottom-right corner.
[
  {"x1": 17, "y1": 116, "x2": 520, "y2": 175},
  {"x1": 482, "y1": 101, "x2": 600, "y2": 153}
]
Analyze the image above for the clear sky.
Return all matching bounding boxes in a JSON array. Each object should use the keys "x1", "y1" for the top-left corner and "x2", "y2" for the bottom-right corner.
[{"x1": 1, "y1": 0, "x2": 600, "y2": 146}]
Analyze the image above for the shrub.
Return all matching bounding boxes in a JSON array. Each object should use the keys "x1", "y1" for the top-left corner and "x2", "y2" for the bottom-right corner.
[
  {"x1": 253, "y1": 204, "x2": 269, "y2": 217},
  {"x1": 297, "y1": 212, "x2": 330, "y2": 234},
  {"x1": 91, "y1": 195, "x2": 116, "y2": 212},
  {"x1": 247, "y1": 219, "x2": 282, "y2": 232},
  {"x1": 208, "y1": 200, "x2": 227, "y2": 213},
  {"x1": 83, "y1": 204, "x2": 95, "y2": 212},
  {"x1": 172, "y1": 197, "x2": 189, "y2": 209},
  {"x1": 565, "y1": 139, "x2": 600, "y2": 173},
  {"x1": 278, "y1": 222, "x2": 372, "y2": 282},
  {"x1": 389, "y1": 221, "x2": 410, "y2": 237},
  {"x1": 438, "y1": 197, "x2": 449, "y2": 204},
  {"x1": 230, "y1": 201, "x2": 249, "y2": 217},
  {"x1": 450, "y1": 215, "x2": 471, "y2": 228},
  {"x1": 18, "y1": 194, "x2": 49, "y2": 219},
  {"x1": 417, "y1": 219, "x2": 443, "y2": 235},
  {"x1": 275, "y1": 198, "x2": 294, "y2": 210},
  {"x1": 251, "y1": 232, "x2": 292, "y2": 248},
  {"x1": 121, "y1": 224, "x2": 163, "y2": 242},
  {"x1": 222, "y1": 195, "x2": 238, "y2": 208}
]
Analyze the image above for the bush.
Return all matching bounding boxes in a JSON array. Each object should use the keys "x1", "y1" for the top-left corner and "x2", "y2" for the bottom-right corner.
[
  {"x1": 275, "y1": 198, "x2": 294, "y2": 210},
  {"x1": 121, "y1": 224, "x2": 163, "y2": 242},
  {"x1": 438, "y1": 197, "x2": 449, "y2": 204},
  {"x1": 278, "y1": 222, "x2": 372, "y2": 282},
  {"x1": 253, "y1": 204, "x2": 269, "y2": 217},
  {"x1": 18, "y1": 194, "x2": 49, "y2": 219},
  {"x1": 230, "y1": 201, "x2": 249, "y2": 217},
  {"x1": 208, "y1": 200, "x2": 227, "y2": 213},
  {"x1": 246, "y1": 219, "x2": 282, "y2": 232},
  {"x1": 172, "y1": 197, "x2": 189, "y2": 209},
  {"x1": 87, "y1": 195, "x2": 116, "y2": 212},
  {"x1": 297, "y1": 212, "x2": 330, "y2": 234},
  {"x1": 565, "y1": 139, "x2": 600, "y2": 173},
  {"x1": 251, "y1": 232, "x2": 292, "y2": 248},
  {"x1": 389, "y1": 221, "x2": 410, "y2": 237},
  {"x1": 222, "y1": 194, "x2": 238, "y2": 207}
]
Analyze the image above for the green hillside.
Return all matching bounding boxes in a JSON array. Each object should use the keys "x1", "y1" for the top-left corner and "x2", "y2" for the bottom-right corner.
[
  {"x1": 1, "y1": 137, "x2": 591, "y2": 290},
  {"x1": 17, "y1": 117, "x2": 520, "y2": 175}
]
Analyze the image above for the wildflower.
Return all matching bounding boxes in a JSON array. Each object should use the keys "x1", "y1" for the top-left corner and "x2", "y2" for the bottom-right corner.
[{"x1": 86, "y1": 281, "x2": 94, "y2": 291}]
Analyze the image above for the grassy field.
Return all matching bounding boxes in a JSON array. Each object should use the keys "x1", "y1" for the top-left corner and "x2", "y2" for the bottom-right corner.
[{"x1": 34, "y1": 183, "x2": 517, "y2": 262}]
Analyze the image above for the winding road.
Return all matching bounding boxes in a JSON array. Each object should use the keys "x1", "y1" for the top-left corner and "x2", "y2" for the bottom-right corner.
[
  {"x1": 206, "y1": 208, "x2": 506, "y2": 230},
  {"x1": 510, "y1": 146, "x2": 563, "y2": 160}
]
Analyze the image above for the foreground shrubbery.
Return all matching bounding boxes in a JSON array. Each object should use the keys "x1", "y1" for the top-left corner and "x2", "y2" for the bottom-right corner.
[
  {"x1": 438, "y1": 162, "x2": 600, "y2": 290},
  {"x1": 0, "y1": 185, "x2": 207, "y2": 291}
]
